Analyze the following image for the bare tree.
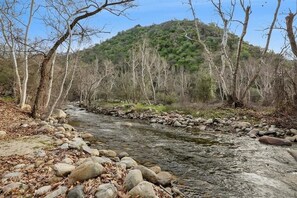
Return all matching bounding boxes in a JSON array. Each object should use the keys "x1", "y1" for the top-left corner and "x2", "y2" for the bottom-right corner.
[{"x1": 32, "y1": 0, "x2": 135, "y2": 118}]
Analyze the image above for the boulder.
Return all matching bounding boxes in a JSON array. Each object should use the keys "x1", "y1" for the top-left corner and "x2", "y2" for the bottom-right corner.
[
  {"x1": 124, "y1": 169, "x2": 143, "y2": 191},
  {"x1": 248, "y1": 129, "x2": 259, "y2": 138},
  {"x1": 118, "y1": 151, "x2": 129, "y2": 159},
  {"x1": 67, "y1": 185, "x2": 85, "y2": 198},
  {"x1": 80, "y1": 132, "x2": 94, "y2": 139},
  {"x1": 63, "y1": 124, "x2": 75, "y2": 131},
  {"x1": 128, "y1": 181, "x2": 157, "y2": 198},
  {"x1": 69, "y1": 138, "x2": 87, "y2": 149},
  {"x1": 90, "y1": 156, "x2": 112, "y2": 164},
  {"x1": 52, "y1": 109, "x2": 67, "y2": 119},
  {"x1": 135, "y1": 165, "x2": 158, "y2": 184},
  {"x1": 232, "y1": 121, "x2": 251, "y2": 129},
  {"x1": 173, "y1": 121, "x2": 182, "y2": 127},
  {"x1": 62, "y1": 157, "x2": 74, "y2": 164},
  {"x1": 157, "y1": 171, "x2": 174, "y2": 186},
  {"x1": 99, "y1": 149, "x2": 117, "y2": 157},
  {"x1": 259, "y1": 136, "x2": 292, "y2": 146},
  {"x1": 45, "y1": 186, "x2": 68, "y2": 198},
  {"x1": 120, "y1": 157, "x2": 137, "y2": 169},
  {"x1": 68, "y1": 161, "x2": 105, "y2": 183},
  {"x1": 290, "y1": 129, "x2": 297, "y2": 135},
  {"x1": 285, "y1": 135, "x2": 297, "y2": 142},
  {"x1": 82, "y1": 145, "x2": 99, "y2": 156},
  {"x1": 95, "y1": 183, "x2": 118, "y2": 198},
  {"x1": 0, "y1": 130, "x2": 7, "y2": 139},
  {"x1": 53, "y1": 163, "x2": 75, "y2": 176},
  {"x1": 149, "y1": 166, "x2": 161, "y2": 174},
  {"x1": 37, "y1": 125, "x2": 54, "y2": 133},
  {"x1": 35, "y1": 185, "x2": 52, "y2": 196}
]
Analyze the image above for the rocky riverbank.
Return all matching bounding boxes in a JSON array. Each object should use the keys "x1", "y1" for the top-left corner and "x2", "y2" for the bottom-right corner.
[
  {"x1": 0, "y1": 101, "x2": 183, "y2": 197},
  {"x1": 86, "y1": 104, "x2": 297, "y2": 147}
]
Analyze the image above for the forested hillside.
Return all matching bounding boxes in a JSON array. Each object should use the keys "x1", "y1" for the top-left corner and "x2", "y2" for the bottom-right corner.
[{"x1": 82, "y1": 20, "x2": 262, "y2": 72}]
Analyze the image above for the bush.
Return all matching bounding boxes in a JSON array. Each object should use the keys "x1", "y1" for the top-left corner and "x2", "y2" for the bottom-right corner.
[{"x1": 156, "y1": 92, "x2": 178, "y2": 105}]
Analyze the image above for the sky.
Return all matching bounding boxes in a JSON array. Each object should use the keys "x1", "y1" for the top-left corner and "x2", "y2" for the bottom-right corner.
[{"x1": 27, "y1": 0, "x2": 297, "y2": 53}]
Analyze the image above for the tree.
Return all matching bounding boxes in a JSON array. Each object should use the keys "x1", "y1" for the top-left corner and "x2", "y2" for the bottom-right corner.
[
  {"x1": 32, "y1": 0, "x2": 135, "y2": 118},
  {"x1": 0, "y1": 0, "x2": 36, "y2": 108}
]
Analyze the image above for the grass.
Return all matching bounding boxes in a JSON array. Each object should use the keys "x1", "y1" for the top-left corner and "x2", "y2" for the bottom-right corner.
[
  {"x1": 95, "y1": 100, "x2": 269, "y2": 123},
  {"x1": 0, "y1": 96, "x2": 15, "y2": 103}
]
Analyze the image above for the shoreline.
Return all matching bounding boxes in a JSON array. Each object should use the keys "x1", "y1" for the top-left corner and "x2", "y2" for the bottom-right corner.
[{"x1": 0, "y1": 101, "x2": 183, "y2": 197}]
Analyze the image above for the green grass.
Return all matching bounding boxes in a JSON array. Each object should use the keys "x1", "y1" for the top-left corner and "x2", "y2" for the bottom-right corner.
[{"x1": 0, "y1": 96, "x2": 15, "y2": 102}]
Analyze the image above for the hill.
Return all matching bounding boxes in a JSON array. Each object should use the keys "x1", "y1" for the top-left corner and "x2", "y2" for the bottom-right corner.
[{"x1": 81, "y1": 19, "x2": 262, "y2": 71}]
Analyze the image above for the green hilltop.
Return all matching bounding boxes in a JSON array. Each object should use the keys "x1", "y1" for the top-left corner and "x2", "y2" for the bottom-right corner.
[{"x1": 81, "y1": 19, "x2": 262, "y2": 71}]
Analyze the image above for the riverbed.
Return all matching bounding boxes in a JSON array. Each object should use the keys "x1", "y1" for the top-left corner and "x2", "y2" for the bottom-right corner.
[{"x1": 66, "y1": 105, "x2": 297, "y2": 198}]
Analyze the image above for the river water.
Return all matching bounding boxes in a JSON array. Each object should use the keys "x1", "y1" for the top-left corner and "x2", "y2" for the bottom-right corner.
[{"x1": 66, "y1": 105, "x2": 297, "y2": 198}]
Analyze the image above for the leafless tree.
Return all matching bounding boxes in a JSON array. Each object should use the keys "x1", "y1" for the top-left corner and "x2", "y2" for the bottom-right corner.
[{"x1": 32, "y1": 0, "x2": 135, "y2": 118}]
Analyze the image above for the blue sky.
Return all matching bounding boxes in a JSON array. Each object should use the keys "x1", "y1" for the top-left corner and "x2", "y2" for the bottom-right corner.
[{"x1": 28, "y1": 0, "x2": 296, "y2": 52}]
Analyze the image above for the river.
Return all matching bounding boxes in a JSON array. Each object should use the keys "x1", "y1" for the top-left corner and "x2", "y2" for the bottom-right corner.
[{"x1": 66, "y1": 105, "x2": 297, "y2": 198}]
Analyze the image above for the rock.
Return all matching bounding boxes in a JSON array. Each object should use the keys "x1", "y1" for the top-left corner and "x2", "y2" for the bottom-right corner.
[
  {"x1": 34, "y1": 149, "x2": 47, "y2": 157},
  {"x1": 233, "y1": 121, "x2": 251, "y2": 129},
  {"x1": 289, "y1": 129, "x2": 297, "y2": 135},
  {"x1": 80, "y1": 132, "x2": 94, "y2": 139},
  {"x1": 199, "y1": 125, "x2": 207, "y2": 131},
  {"x1": 69, "y1": 138, "x2": 87, "y2": 149},
  {"x1": 205, "y1": 119, "x2": 213, "y2": 125},
  {"x1": 63, "y1": 124, "x2": 75, "y2": 131},
  {"x1": 120, "y1": 157, "x2": 138, "y2": 169},
  {"x1": 285, "y1": 136, "x2": 297, "y2": 142},
  {"x1": 60, "y1": 143, "x2": 69, "y2": 150},
  {"x1": 3, "y1": 172, "x2": 23, "y2": 179},
  {"x1": 258, "y1": 131, "x2": 265, "y2": 136},
  {"x1": 259, "y1": 136, "x2": 292, "y2": 146},
  {"x1": 157, "y1": 171, "x2": 174, "y2": 186},
  {"x1": 35, "y1": 185, "x2": 52, "y2": 196},
  {"x1": 118, "y1": 151, "x2": 129, "y2": 159},
  {"x1": 53, "y1": 163, "x2": 76, "y2": 176},
  {"x1": 173, "y1": 121, "x2": 182, "y2": 127},
  {"x1": 288, "y1": 150, "x2": 297, "y2": 162},
  {"x1": 68, "y1": 161, "x2": 105, "y2": 183},
  {"x1": 248, "y1": 129, "x2": 259, "y2": 138},
  {"x1": 95, "y1": 183, "x2": 117, "y2": 198},
  {"x1": 37, "y1": 125, "x2": 54, "y2": 133},
  {"x1": 135, "y1": 165, "x2": 158, "y2": 184},
  {"x1": 67, "y1": 185, "x2": 85, "y2": 198},
  {"x1": 124, "y1": 169, "x2": 144, "y2": 191},
  {"x1": 21, "y1": 104, "x2": 31, "y2": 111},
  {"x1": 52, "y1": 109, "x2": 67, "y2": 119},
  {"x1": 55, "y1": 132, "x2": 65, "y2": 139},
  {"x1": 82, "y1": 145, "x2": 99, "y2": 156},
  {"x1": 128, "y1": 181, "x2": 157, "y2": 198},
  {"x1": 57, "y1": 126, "x2": 66, "y2": 132},
  {"x1": 14, "y1": 164, "x2": 26, "y2": 169},
  {"x1": 99, "y1": 149, "x2": 117, "y2": 157},
  {"x1": 90, "y1": 156, "x2": 112, "y2": 164},
  {"x1": 45, "y1": 186, "x2": 68, "y2": 198},
  {"x1": 2, "y1": 182, "x2": 23, "y2": 193},
  {"x1": 149, "y1": 166, "x2": 161, "y2": 174},
  {"x1": 62, "y1": 157, "x2": 74, "y2": 164},
  {"x1": 0, "y1": 130, "x2": 7, "y2": 138}
]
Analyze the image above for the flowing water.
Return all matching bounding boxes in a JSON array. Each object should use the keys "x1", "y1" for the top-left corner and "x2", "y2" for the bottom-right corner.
[{"x1": 66, "y1": 105, "x2": 297, "y2": 198}]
